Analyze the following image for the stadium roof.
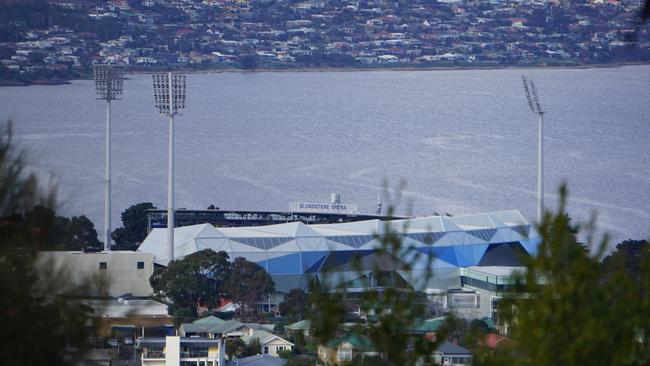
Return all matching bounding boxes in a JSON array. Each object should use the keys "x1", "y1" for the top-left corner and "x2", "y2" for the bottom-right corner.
[{"x1": 138, "y1": 210, "x2": 540, "y2": 292}]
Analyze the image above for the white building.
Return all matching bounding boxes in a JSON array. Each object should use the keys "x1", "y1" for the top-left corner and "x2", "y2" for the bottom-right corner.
[
  {"x1": 38, "y1": 251, "x2": 155, "y2": 297},
  {"x1": 140, "y1": 336, "x2": 224, "y2": 366}
]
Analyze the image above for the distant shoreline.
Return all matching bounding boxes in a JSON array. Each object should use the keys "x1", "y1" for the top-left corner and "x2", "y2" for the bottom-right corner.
[
  {"x1": 0, "y1": 79, "x2": 71, "y2": 87},
  {"x1": 2, "y1": 61, "x2": 649, "y2": 86},
  {"x1": 130, "y1": 61, "x2": 650, "y2": 75}
]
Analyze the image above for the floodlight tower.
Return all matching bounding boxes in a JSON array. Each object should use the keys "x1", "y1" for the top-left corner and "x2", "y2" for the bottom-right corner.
[
  {"x1": 94, "y1": 65, "x2": 124, "y2": 251},
  {"x1": 522, "y1": 74, "x2": 545, "y2": 223},
  {"x1": 152, "y1": 73, "x2": 187, "y2": 263}
]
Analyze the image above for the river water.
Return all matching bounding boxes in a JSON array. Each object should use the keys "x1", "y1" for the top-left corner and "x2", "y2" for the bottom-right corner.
[{"x1": 1, "y1": 66, "x2": 649, "y2": 246}]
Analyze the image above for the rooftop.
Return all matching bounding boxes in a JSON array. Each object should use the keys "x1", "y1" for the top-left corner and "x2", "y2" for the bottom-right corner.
[
  {"x1": 225, "y1": 354, "x2": 287, "y2": 366},
  {"x1": 82, "y1": 299, "x2": 169, "y2": 318}
]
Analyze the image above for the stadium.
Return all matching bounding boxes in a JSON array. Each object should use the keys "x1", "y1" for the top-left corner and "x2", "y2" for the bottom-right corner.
[{"x1": 138, "y1": 209, "x2": 540, "y2": 296}]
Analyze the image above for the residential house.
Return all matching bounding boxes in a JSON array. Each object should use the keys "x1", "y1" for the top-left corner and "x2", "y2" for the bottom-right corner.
[
  {"x1": 140, "y1": 336, "x2": 224, "y2": 366},
  {"x1": 409, "y1": 317, "x2": 446, "y2": 340},
  {"x1": 433, "y1": 341, "x2": 472, "y2": 366},
  {"x1": 82, "y1": 298, "x2": 172, "y2": 337},
  {"x1": 240, "y1": 329, "x2": 294, "y2": 357},
  {"x1": 483, "y1": 333, "x2": 514, "y2": 349},
  {"x1": 179, "y1": 317, "x2": 293, "y2": 357},
  {"x1": 317, "y1": 333, "x2": 377, "y2": 365},
  {"x1": 285, "y1": 319, "x2": 311, "y2": 337}
]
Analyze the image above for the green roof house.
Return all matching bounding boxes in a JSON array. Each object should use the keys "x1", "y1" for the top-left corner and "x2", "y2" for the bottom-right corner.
[{"x1": 318, "y1": 333, "x2": 377, "y2": 365}]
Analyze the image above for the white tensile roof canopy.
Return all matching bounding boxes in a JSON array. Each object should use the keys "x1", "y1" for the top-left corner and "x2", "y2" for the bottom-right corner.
[{"x1": 138, "y1": 209, "x2": 538, "y2": 266}]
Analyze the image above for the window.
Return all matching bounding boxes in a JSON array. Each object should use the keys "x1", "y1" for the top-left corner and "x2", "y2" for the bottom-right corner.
[
  {"x1": 264, "y1": 346, "x2": 269, "y2": 354},
  {"x1": 137, "y1": 261, "x2": 145, "y2": 269},
  {"x1": 99, "y1": 262, "x2": 107, "y2": 270},
  {"x1": 337, "y1": 348, "x2": 352, "y2": 361}
]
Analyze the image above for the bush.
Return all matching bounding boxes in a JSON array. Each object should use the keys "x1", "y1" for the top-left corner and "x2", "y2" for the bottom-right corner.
[
  {"x1": 277, "y1": 349, "x2": 293, "y2": 359},
  {"x1": 285, "y1": 355, "x2": 317, "y2": 366}
]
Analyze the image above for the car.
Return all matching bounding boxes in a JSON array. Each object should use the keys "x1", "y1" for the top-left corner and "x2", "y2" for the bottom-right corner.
[
  {"x1": 123, "y1": 337, "x2": 134, "y2": 345},
  {"x1": 107, "y1": 339, "x2": 119, "y2": 348}
]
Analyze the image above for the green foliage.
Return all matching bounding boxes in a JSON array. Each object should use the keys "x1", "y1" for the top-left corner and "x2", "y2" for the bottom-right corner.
[
  {"x1": 0, "y1": 122, "x2": 49, "y2": 222},
  {"x1": 602, "y1": 239, "x2": 649, "y2": 284},
  {"x1": 285, "y1": 354, "x2": 317, "y2": 366},
  {"x1": 0, "y1": 120, "x2": 91, "y2": 365},
  {"x1": 244, "y1": 337, "x2": 262, "y2": 357},
  {"x1": 291, "y1": 329, "x2": 306, "y2": 353},
  {"x1": 461, "y1": 318, "x2": 491, "y2": 352},
  {"x1": 308, "y1": 200, "x2": 444, "y2": 365},
  {"x1": 476, "y1": 186, "x2": 650, "y2": 366},
  {"x1": 225, "y1": 257, "x2": 274, "y2": 321},
  {"x1": 173, "y1": 306, "x2": 194, "y2": 328},
  {"x1": 307, "y1": 287, "x2": 346, "y2": 344},
  {"x1": 225, "y1": 337, "x2": 247, "y2": 359},
  {"x1": 59, "y1": 214, "x2": 101, "y2": 250},
  {"x1": 150, "y1": 249, "x2": 231, "y2": 314},
  {"x1": 111, "y1": 202, "x2": 156, "y2": 251},
  {"x1": 151, "y1": 250, "x2": 276, "y2": 321},
  {"x1": 278, "y1": 349, "x2": 293, "y2": 359},
  {"x1": 279, "y1": 288, "x2": 309, "y2": 320},
  {"x1": 14, "y1": 205, "x2": 101, "y2": 251}
]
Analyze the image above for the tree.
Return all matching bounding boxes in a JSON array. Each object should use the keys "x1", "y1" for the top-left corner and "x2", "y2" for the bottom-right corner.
[
  {"x1": 62, "y1": 215, "x2": 101, "y2": 250},
  {"x1": 173, "y1": 307, "x2": 194, "y2": 328},
  {"x1": 475, "y1": 186, "x2": 650, "y2": 366},
  {"x1": 243, "y1": 337, "x2": 262, "y2": 357},
  {"x1": 279, "y1": 288, "x2": 308, "y2": 320},
  {"x1": 21, "y1": 205, "x2": 100, "y2": 251},
  {"x1": 0, "y1": 121, "x2": 92, "y2": 365},
  {"x1": 602, "y1": 239, "x2": 649, "y2": 284},
  {"x1": 112, "y1": 202, "x2": 156, "y2": 251},
  {"x1": 285, "y1": 355, "x2": 317, "y2": 366},
  {"x1": 225, "y1": 338, "x2": 247, "y2": 359},
  {"x1": 225, "y1": 257, "x2": 274, "y2": 321},
  {"x1": 150, "y1": 249, "x2": 231, "y2": 314},
  {"x1": 23, "y1": 204, "x2": 56, "y2": 247}
]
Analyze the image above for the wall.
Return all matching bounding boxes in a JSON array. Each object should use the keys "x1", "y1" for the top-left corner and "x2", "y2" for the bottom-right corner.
[
  {"x1": 165, "y1": 336, "x2": 180, "y2": 366},
  {"x1": 264, "y1": 338, "x2": 293, "y2": 357},
  {"x1": 38, "y1": 251, "x2": 154, "y2": 297}
]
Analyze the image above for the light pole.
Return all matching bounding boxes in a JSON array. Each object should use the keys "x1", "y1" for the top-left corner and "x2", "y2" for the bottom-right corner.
[
  {"x1": 152, "y1": 73, "x2": 187, "y2": 263},
  {"x1": 522, "y1": 74, "x2": 545, "y2": 223},
  {"x1": 94, "y1": 64, "x2": 124, "y2": 251}
]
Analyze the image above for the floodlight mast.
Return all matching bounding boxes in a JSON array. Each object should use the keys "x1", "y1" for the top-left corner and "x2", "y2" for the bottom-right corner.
[
  {"x1": 94, "y1": 64, "x2": 124, "y2": 252},
  {"x1": 152, "y1": 72, "x2": 186, "y2": 263},
  {"x1": 522, "y1": 74, "x2": 545, "y2": 223}
]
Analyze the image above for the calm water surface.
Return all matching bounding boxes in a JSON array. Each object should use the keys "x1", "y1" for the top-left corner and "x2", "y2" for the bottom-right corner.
[{"x1": 1, "y1": 66, "x2": 649, "y2": 246}]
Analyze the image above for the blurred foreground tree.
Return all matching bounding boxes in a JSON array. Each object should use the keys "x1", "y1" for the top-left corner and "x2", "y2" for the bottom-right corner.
[
  {"x1": 279, "y1": 288, "x2": 309, "y2": 320},
  {"x1": 112, "y1": 201, "x2": 156, "y2": 250},
  {"x1": 0, "y1": 121, "x2": 92, "y2": 365},
  {"x1": 307, "y1": 195, "x2": 447, "y2": 365},
  {"x1": 602, "y1": 239, "x2": 649, "y2": 284},
  {"x1": 475, "y1": 186, "x2": 650, "y2": 366}
]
